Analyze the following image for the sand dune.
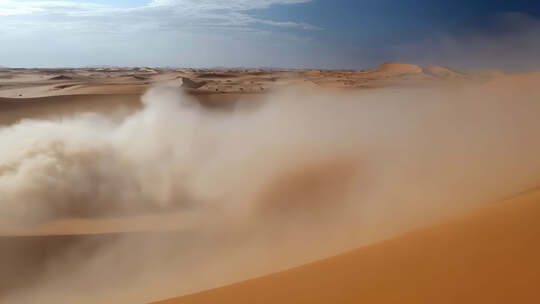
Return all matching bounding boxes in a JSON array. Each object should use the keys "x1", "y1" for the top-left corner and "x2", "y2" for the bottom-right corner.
[
  {"x1": 155, "y1": 188, "x2": 540, "y2": 304},
  {"x1": 0, "y1": 94, "x2": 141, "y2": 126},
  {"x1": 423, "y1": 66, "x2": 466, "y2": 79},
  {"x1": 0, "y1": 64, "x2": 482, "y2": 100},
  {"x1": 2, "y1": 66, "x2": 539, "y2": 304},
  {"x1": 0, "y1": 230, "x2": 198, "y2": 302},
  {"x1": 372, "y1": 62, "x2": 423, "y2": 76}
]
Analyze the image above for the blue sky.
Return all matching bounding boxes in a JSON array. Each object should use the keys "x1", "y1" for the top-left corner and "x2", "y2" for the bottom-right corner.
[{"x1": 1, "y1": 0, "x2": 539, "y2": 69}]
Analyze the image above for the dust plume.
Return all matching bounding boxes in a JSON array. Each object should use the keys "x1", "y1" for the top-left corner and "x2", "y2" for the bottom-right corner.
[{"x1": 3, "y1": 74, "x2": 540, "y2": 303}]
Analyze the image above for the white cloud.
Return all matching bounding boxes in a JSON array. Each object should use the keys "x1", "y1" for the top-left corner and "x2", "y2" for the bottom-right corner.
[
  {"x1": 0, "y1": 0, "x2": 325, "y2": 67},
  {"x1": 0, "y1": 0, "x2": 320, "y2": 46},
  {"x1": 255, "y1": 19, "x2": 322, "y2": 30},
  {"x1": 0, "y1": 0, "x2": 106, "y2": 16},
  {"x1": 149, "y1": 0, "x2": 311, "y2": 10},
  {"x1": 0, "y1": 0, "x2": 317, "y2": 30}
]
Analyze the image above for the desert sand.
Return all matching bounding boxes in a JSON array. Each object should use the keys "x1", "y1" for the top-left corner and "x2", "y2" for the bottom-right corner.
[
  {"x1": 2, "y1": 63, "x2": 540, "y2": 304},
  {"x1": 0, "y1": 63, "x2": 474, "y2": 98},
  {"x1": 154, "y1": 187, "x2": 540, "y2": 304},
  {"x1": 0, "y1": 63, "x2": 484, "y2": 128}
]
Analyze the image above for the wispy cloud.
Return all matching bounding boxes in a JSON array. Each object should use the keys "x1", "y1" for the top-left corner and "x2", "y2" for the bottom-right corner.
[
  {"x1": 0, "y1": 0, "x2": 323, "y2": 67},
  {"x1": 255, "y1": 19, "x2": 322, "y2": 30},
  {"x1": 0, "y1": 0, "x2": 318, "y2": 31},
  {"x1": 148, "y1": 0, "x2": 312, "y2": 10},
  {"x1": 0, "y1": 0, "x2": 106, "y2": 16}
]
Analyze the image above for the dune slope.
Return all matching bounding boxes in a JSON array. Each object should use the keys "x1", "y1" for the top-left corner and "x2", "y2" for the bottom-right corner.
[
  {"x1": 154, "y1": 188, "x2": 540, "y2": 304},
  {"x1": 0, "y1": 94, "x2": 142, "y2": 126}
]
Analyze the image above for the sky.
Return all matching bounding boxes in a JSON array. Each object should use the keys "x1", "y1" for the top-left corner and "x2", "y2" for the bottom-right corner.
[{"x1": 1, "y1": 0, "x2": 540, "y2": 70}]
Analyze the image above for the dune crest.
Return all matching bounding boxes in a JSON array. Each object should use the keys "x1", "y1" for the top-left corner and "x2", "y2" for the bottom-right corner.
[
  {"x1": 372, "y1": 62, "x2": 423, "y2": 76},
  {"x1": 423, "y1": 66, "x2": 466, "y2": 79}
]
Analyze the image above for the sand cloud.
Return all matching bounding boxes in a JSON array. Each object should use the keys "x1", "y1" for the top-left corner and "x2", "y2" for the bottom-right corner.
[
  {"x1": 4, "y1": 78, "x2": 540, "y2": 225},
  {"x1": 4, "y1": 76, "x2": 540, "y2": 303}
]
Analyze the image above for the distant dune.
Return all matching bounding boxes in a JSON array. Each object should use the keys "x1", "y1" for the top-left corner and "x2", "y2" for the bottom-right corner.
[
  {"x1": 49, "y1": 75, "x2": 73, "y2": 81},
  {"x1": 0, "y1": 64, "x2": 483, "y2": 100},
  {"x1": 155, "y1": 188, "x2": 540, "y2": 304},
  {"x1": 0, "y1": 94, "x2": 141, "y2": 125},
  {"x1": 372, "y1": 62, "x2": 423, "y2": 76}
]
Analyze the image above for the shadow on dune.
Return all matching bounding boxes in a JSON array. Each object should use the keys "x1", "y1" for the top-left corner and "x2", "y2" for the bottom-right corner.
[
  {"x1": 0, "y1": 94, "x2": 142, "y2": 126},
  {"x1": 0, "y1": 230, "x2": 202, "y2": 302}
]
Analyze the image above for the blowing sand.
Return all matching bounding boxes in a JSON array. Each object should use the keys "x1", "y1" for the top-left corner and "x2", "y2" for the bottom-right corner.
[{"x1": 1, "y1": 65, "x2": 540, "y2": 303}]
